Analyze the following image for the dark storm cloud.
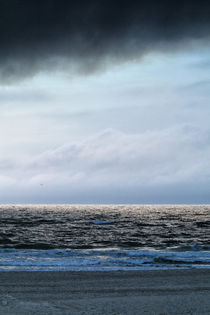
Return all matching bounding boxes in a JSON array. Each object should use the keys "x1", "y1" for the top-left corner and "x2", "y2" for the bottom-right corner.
[{"x1": 1, "y1": 0, "x2": 210, "y2": 81}]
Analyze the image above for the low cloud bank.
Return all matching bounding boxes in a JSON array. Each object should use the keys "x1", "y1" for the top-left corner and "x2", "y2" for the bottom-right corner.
[{"x1": 1, "y1": 126, "x2": 209, "y2": 203}]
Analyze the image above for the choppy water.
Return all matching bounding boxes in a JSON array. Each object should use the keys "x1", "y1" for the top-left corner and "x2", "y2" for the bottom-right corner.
[{"x1": 0, "y1": 204, "x2": 209, "y2": 271}]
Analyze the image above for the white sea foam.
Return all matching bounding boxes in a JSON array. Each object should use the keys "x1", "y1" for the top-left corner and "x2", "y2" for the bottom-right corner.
[{"x1": 0, "y1": 248, "x2": 210, "y2": 271}]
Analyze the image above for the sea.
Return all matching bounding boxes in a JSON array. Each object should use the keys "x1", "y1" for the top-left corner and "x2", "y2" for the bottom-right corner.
[{"x1": 0, "y1": 204, "x2": 209, "y2": 271}]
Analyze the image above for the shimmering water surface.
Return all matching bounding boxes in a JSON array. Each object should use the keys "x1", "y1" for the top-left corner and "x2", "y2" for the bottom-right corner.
[{"x1": 0, "y1": 204, "x2": 209, "y2": 270}]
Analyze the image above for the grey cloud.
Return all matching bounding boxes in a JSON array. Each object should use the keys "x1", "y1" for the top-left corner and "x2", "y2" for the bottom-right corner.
[
  {"x1": 191, "y1": 59, "x2": 210, "y2": 69},
  {"x1": 1, "y1": 1, "x2": 210, "y2": 81},
  {"x1": 0, "y1": 88, "x2": 51, "y2": 103},
  {"x1": 180, "y1": 80, "x2": 210, "y2": 91}
]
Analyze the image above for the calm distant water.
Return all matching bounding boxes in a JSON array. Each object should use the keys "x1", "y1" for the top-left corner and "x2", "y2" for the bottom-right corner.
[{"x1": 0, "y1": 204, "x2": 209, "y2": 271}]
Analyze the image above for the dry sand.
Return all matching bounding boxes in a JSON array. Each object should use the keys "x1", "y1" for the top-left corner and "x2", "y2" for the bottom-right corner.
[{"x1": 0, "y1": 269, "x2": 209, "y2": 314}]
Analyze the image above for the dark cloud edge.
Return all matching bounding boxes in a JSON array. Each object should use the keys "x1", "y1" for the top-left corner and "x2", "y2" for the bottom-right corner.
[{"x1": 1, "y1": 0, "x2": 210, "y2": 81}]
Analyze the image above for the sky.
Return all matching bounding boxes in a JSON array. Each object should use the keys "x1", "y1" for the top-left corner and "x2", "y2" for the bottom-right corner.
[{"x1": 0, "y1": 0, "x2": 210, "y2": 203}]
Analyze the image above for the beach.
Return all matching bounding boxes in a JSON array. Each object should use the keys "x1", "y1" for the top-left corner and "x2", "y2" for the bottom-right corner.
[{"x1": 0, "y1": 269, "x2": 209, "y2": 314}]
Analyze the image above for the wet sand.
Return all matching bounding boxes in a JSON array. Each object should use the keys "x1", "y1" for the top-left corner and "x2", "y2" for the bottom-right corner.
[{"x1": 0, "y1": 269, "x2": 209, "y2": 314}]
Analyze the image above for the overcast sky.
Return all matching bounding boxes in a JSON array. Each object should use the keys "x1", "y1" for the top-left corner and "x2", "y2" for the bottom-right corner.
[{"x1": 0, "y1": 0, "x2": 210, "y2": 203}]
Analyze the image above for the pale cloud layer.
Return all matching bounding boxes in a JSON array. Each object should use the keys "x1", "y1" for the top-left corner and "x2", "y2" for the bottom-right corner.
[{"x1": 0, "y1": 126, "x2": 209, "y2": 203}]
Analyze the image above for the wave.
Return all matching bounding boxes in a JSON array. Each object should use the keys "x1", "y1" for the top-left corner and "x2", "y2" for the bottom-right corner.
[
  {"x1": 0, "y1": 248, "x2": 209, "y2": 271},
  {"x1": 169, "y1": 244, "x2": 210, "y2": 251}
]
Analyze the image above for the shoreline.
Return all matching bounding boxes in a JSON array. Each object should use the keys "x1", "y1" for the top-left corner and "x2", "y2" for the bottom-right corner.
[{"x1": 0, "y1": 269, "x2": 209, "y2": 314}]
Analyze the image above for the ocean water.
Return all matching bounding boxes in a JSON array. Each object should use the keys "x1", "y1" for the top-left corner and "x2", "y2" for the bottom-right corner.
[{"x1": 0, "y1": 204, "x2": 209, "y2": 271}]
